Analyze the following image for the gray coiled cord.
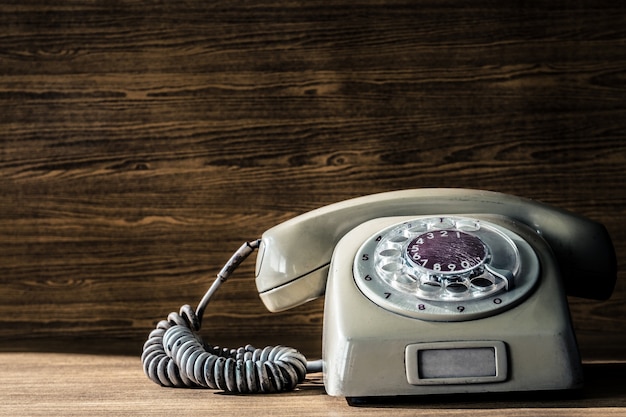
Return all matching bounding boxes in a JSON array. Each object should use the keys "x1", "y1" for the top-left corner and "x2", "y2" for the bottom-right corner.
[{"x1": 141, "y1": 240, "x2": 311, "y2": 393}]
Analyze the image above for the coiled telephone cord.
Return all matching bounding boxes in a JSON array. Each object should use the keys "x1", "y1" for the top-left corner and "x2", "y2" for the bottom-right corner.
[{"x1": 141, "y1": 240, "x2": 314, "y2": 393}]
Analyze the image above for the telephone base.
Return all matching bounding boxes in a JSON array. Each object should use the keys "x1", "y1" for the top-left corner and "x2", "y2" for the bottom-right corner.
[{"x1": 322, "y1": 216, "x2": 584, "y2": 400}]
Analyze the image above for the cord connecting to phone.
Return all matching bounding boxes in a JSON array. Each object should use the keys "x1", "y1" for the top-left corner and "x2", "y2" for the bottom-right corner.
[{"x1": 141, "y1": 239, "x2": 318, "y2": 394}]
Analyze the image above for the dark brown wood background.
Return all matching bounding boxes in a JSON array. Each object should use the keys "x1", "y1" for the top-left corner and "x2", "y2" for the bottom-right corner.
[{"x1": 0, "y1": 0, "x2": 624, "y2": 361}]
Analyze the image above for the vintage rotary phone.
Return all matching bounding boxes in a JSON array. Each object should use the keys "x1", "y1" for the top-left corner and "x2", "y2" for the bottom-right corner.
[{"x1": 142, "y1": 189, "x2": 616, "y2": 400}]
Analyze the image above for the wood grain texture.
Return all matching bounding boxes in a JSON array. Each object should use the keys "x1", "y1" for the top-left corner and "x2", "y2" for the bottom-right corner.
[
  {"x1": 0, "y1": 1, "x2": 624, "y2": 360},
  {"x1": 1, "y1": 353, "x2": 626, "y2": 416}
]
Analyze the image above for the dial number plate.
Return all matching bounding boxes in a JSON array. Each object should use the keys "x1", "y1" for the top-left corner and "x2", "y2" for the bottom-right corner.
[{"x1": 407, "y1": 230, "x2": 487, "y2": 273}]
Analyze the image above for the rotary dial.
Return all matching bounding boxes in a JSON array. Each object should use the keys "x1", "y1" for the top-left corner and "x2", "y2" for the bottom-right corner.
[{"x1": 353, "y1": 216, "x2": 539, "y2": 321}]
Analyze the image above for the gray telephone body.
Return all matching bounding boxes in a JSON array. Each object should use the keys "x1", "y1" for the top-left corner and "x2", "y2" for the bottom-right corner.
[{"x1": 254, "y1": 189, "x2": 616, "y2": 398}]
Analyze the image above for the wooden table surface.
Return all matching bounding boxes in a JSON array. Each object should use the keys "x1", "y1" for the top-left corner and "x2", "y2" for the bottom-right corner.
[{"x1": 2, "y1": 352, "x2": 625, "y2": 417}]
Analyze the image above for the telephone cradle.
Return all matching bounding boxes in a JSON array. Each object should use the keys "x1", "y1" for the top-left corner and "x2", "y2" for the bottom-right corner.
[{"x1": 141, "y1": 188, "x2": 617, "y2": 401}]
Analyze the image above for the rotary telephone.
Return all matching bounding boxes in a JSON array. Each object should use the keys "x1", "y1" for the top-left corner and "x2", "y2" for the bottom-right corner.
[{"x1": 142, "y1": 188, "x2": 617, "y2": 400}]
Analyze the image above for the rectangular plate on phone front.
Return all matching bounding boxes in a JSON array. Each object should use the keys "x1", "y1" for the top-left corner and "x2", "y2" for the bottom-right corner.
[{"x1": 405, "y1": 341, "x2": 508, "y2": 385}]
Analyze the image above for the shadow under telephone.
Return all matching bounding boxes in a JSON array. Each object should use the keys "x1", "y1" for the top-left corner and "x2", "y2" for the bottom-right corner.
[{"x1": 142, "y1": 188, "x2": 617, "y2": 401}]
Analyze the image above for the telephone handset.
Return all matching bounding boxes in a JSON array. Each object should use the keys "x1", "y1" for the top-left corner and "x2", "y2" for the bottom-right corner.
[
  {"x1": 142, "y1": 189, "x2": 617, "y2": 400},
  {"x1": 256, "y1": 188, "x2": 615, "y2": 311}
]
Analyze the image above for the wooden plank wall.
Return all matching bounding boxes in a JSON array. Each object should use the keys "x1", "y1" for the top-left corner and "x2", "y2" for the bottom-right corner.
[{"x1": 0, "y1": 1, "x2": 624, "y2": 360}]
